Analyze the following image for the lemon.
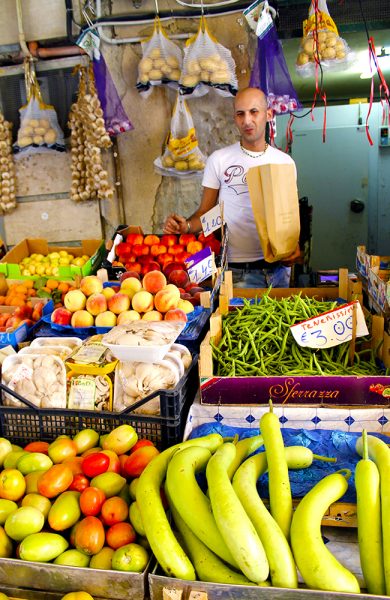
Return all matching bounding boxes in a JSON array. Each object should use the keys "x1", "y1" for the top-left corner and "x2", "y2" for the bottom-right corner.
[
  {"x1": 52, "y1": 266, "x2": 59, "y2": 277},
  {"x1": 21, "y1": 269, "x2": 30, "y2": 276},
  {"x1": 45, "y1": 266, "x2": 53, "y2": 276},
  {"x1": 28, "y1": 264, "x2": 36, "y2": 274},
  {"x1": 59, "y1": 250, "x2": 68, "y2": 258},
  {"x1": 36, "y1": 265, "x2": 46, "y2": 275},
  {"x1": 59, "y1": 258, "x2": 70, "y2": 266},
  {"x1": 48, "y1": 252, "x2": 60, "y2": 260}
]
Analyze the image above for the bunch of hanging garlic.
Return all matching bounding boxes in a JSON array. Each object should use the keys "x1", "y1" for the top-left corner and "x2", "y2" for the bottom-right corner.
[
  {"x1": 0, "y1": 112, "x2": 17, "y2": 214},
  {"x1": 68, "y1": 66, "x2": 114, "y2": 202}
]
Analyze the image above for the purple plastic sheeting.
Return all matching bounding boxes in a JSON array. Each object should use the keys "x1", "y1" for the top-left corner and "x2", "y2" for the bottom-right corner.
[
  {"x1": 249, "y1": 24, "x2": 301, "y2": 114},
  {"x1": 93, "y1": 53, "x2": 134, "y2": 136}
]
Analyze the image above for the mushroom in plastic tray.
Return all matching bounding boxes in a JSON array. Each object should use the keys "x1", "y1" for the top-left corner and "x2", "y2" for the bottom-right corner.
[
  {"x1": 113, "y1": 343, "x2": 192, "y2": 414},
  {"x1": 101, "y1": 320, "x2": 186, "y2": 363},
  {"x1": 1, "y1": 353, "x2": 67, "y2": 409}
]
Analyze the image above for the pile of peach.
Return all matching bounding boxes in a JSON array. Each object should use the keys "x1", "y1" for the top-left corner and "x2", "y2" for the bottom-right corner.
[
  {"x1": 112, "y1": 231, "x2": 221, "y2": 275},
  {"x1": 0, "y1": 301, "x2": 45, "y2": 333},
  {"x1": 0, "y1": 281, "x2": 37, "y2": 306},
  {"x1": 51, "y1": 272, "x2": 195, "y2": 329}
]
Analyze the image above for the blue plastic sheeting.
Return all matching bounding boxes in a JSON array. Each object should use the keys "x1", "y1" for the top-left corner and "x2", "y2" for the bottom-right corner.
[{"x1": 188, "y1": 422, "x2": 389, "y2": 503}]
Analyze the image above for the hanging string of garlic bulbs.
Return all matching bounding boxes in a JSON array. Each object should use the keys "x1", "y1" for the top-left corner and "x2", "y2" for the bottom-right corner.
[
  {"x1": 68, "y1": 65, "x2": 114, "y2": 202},
  {"x1": 0, "y1": 112, "x2": 17, "y2": 214}
]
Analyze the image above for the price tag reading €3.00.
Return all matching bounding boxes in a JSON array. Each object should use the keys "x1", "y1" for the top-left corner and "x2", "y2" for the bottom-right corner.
[
  {"x1": 200, "y1": 205, "x2": 223, "y2": 237},
  {"x1": 185, "y1": 246, "x2": 215, "y2": 284},
  {"x1": 290, "y1": 300, "x2": 369, "y2": 349}
]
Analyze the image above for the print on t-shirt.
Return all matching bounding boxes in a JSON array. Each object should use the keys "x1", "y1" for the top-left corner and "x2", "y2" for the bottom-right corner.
[{"x1": 224, "y1": 163, "x2": 248, "y2": 195}]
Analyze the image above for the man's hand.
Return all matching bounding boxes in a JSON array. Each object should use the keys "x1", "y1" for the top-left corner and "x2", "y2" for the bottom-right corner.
[
  {"x1": 163, "y1": 213, "x2": 187, "y2": 234},
  {"x1": 281, "y1": 244, "x2": 301, "y2": 266}
]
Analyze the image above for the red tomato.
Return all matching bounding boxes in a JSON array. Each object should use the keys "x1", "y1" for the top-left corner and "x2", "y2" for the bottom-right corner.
[
  {"x1": 68, "y1": 473, "x2": 90, "y2": 493},
  {"x1": 37, "y1": 464, "x2": 73, "y2": 498},
  {"x1": 23, "y1": 441, "x2": 49, "y2": 454},
  {"x1": 100, "y1": 496, "x2": 129, "y2": 526},
  {"x1": 74, "y1": 515, "x2": 105, "y2": 555},
  {"x1": 129, "y1": 439, "x2": 155, "y2": 454},
  {"x1": 106, "y1": 522, "x2": 136, "y2": 550},
  {"x1": 82, "y1": 452, "x2": 110, "y2": 478},
  {"x1": 80, "y1": 486, "x2": 106, "y2": 516}
]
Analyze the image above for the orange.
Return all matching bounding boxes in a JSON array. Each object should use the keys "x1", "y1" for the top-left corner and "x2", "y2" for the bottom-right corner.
[
  {"x1": 57, "y1": 282, "x2": 69, "y2": 293},
  {"x1": 46, "y1": 279, "x2": 59, "y2": 291}
]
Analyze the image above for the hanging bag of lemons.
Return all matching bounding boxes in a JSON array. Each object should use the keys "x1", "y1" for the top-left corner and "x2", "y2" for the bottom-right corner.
[
  {"x1": 179, "y1": 15, "x2": 238, "y2": 98},
  {"x1": 295, "y1": 0, "x2": 354, "y2": 77},
  {"x1": 137, "y1": 16, "x2": 182, "y2": 97},
  {"x1": 154, "y1": 94, "x2": 206, "y2": 177},
  {"x1": 14, "y1": 58, "x2": 65, "y2": 154}
]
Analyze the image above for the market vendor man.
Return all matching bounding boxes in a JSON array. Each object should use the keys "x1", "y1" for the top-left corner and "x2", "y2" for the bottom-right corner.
[{"x1": 163, "y1": 87, "x2": 300, "y2": 288}]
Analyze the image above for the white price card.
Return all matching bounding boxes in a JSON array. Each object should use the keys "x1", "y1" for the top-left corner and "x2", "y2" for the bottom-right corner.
[
  {"x1": 185, "y1": 246, "x2": 215, "y2": 284},
  {"x1": 200, "y1": 205, "x2": 223, "y2": 237},
  {"x1": 290, "y1": 301, "x2": 369, "y2": 349}
]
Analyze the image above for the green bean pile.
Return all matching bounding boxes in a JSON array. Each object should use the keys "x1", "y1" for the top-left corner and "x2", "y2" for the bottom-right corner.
[{"x1": 211, "y1": 292, "x2": 384, "y2": 377}]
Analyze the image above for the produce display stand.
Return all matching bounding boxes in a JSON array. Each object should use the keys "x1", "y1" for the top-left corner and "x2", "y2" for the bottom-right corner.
[
  {"x1": 199, "y1": 269, "x2": 390, "y2": 406},
  {"x1": 0, "y1": 351, "x2": 198, "y2": 449},
  {"x1": 356, "y1": 245, "x2": 390, "y2": 316},
  {"x1": 0, "y1": 557, "x2": 151, "y2": 600}
]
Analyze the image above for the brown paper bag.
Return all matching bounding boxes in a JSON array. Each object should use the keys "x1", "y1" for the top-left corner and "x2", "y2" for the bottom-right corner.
[{"x1": 247, "y1": 163, "x2": 300, "y2": 262}]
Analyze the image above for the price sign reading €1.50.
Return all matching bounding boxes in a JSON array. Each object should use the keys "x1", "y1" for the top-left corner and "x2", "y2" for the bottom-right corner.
[
  {"x1": 290, "y1": 301, "x2": 369, "y2": 349},
  {"x1": 184, "y1": 246, "x2": 215, "y2": 284}
]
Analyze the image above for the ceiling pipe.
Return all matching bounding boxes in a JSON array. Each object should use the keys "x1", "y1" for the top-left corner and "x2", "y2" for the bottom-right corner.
[{"x1": 28, "y1": 41, "x2": 86, "y2": 59}]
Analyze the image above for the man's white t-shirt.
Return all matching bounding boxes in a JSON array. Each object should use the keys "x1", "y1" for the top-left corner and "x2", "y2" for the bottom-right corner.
[{"x1": 202, "y1": 142, "x2": 297, "y2": 263}]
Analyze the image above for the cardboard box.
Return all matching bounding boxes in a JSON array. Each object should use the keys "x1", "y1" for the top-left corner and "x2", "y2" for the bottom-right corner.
[
  {"x1": 0, "y1": 299, "x2": 53, "y2": 349},
  {"x1": 199, "y1": 272, "x2": 390, "y2": 406},
  {"x1": 0, "y1": 239, "x2": 105, "y2": 280},
  {"x1": 356, "y1": 245, "x2": 390, "y2": 314}
]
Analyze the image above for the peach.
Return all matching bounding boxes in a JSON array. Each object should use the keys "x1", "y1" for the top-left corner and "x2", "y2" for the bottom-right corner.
[
  {"x1": 142, "y1": 310, "x2": 163, "y2": 321},
  {"x1": 143, "y1": 235, "x2": 160, "y2": 246},
  {"x1": 163, "y1": 284, "x2": 181, "y2": 297},
  {"x1": 164, "y1": 308, "x2": 188, "y2": 322},
  {"x1": 162, "y1": 261, "x2": 187, "y2": 278},
  {"x1": 168, "y1": 270, "x2": 189, "y2": 289},
  {"x1": 71, "y1": 310, "x2": 94, "y2": 328},
  {"x1": 64, "y1": 289, "x2": 87, "y2": 312},
  {"x1": 117, "y1": 310, "x2": 142, "y2": 324},
  {"x1": 160, "y1": 234, "x2": 177, "y2": 247},
  {"x1": 142, "y1": 261, "x2": 161, "y2": 275},
  {"x1": 86, "y1": 293, "x2": 108, "y2": 316},
  {"x1": 187, "y1": 240, "x2": 203, "y2": 254},
  {"x1": 107, "y1": 293, "x2": 131, "y2": 315},
  {"x1": 120, "y1": 271, "x2": 141, "y2": 283},
  {"x1": 51, "y1": 307, "x2": 72, "y2": 326},
  {"x1": 154, "y1": 288, "x2": 180, "y2": 313},
  {"x1": 120, "y1": 277, "x2": 142, "y2": 299},
  {"x1": 132, "y1": 290, "x2": 154, "y2": 313},
  {"x1": 80, "y1": 275, "x2": 103, "y2": 296},
  {"x1": 179, "y1": 233, "x2": 196, "y2": 246},
  {"x1": 95, "y1": 311, "x2": 117, "y2": 327},
  {"x1": 178, "y1": 299, "x2": 194, "y2": 314},
  {"x1": 102, "y1": 287, "x2": 116, "y2": 301},
  {"x1": 142, "y1": 270, "x2": 167, "y2": 294}
]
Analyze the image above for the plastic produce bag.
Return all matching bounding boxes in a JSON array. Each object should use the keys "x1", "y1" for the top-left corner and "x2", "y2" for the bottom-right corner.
[
  {"x1": 295, "y1": 0, "x2": 354, "y2": 77},
  {"x1": 93, "y1": 52, "x2": 134, "y2": 136},
  {"x1": 249, "y1": 8, "x2": 301, "y2": 114},
  {"x1": 154, "y1": 94, "x2": 206, "y2": 178},
  {"x1": 14, "y1": 59, "x2": 65, "y2": 154},
  {"x1": 180, "y1": 16, "x2": 237, "y2": 98},
  {"x1": 137, "y1": 16, "x2": 182, "y2": 97}
]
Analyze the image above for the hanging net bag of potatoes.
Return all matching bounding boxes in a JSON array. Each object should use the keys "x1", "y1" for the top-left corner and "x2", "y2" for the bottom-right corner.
[
  {"x1": 137, "y1": 16, "x2": 182, "y2": 97},
  {"x1": 0, "y1": 111, "x2": 17, "y2": 214},
  {"x1": 14, "y1": 59, "x2": 65, "y2": 154},
  {"x1": 154, "y1": 94, "x2": 206, "y2": 177},
  {"x1": 179, "y1": 15, "x2": 238, "y2": 98},
  {"x1": 295, "y1": 0, "x2": 354, "y2": 77}
]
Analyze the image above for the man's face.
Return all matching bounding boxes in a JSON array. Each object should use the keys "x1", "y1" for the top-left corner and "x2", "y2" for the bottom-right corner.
[{"x1": 233, "y1": 90, "x2": 273, "y2": 146}]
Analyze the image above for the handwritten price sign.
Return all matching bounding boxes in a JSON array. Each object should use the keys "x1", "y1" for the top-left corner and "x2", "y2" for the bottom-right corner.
[
  {"x1": 185, "y1": 246, "x2": 215, "y2": 284},
  {"x1": 200, "y1": 205, "x2": 223, "y2": 236},
  {"x1": 290, "y1": 301, "x2": 369, "y2": 349}
]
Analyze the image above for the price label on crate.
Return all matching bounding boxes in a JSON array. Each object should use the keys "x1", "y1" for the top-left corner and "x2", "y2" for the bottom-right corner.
[
  {"x1": 185, "y1": 246, "x2": 215, "y2": 284},
  {"x1": 200, "y1": 205, "x2": 223, "y2": 236},
  {"x1": 290, "y1": 300, "x2": 369, "y2": 349}
]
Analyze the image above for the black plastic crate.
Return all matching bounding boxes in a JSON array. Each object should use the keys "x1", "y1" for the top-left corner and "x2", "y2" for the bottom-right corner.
[{"x1": 0, "y1": 355, "x2": 199, "y2": 450}]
